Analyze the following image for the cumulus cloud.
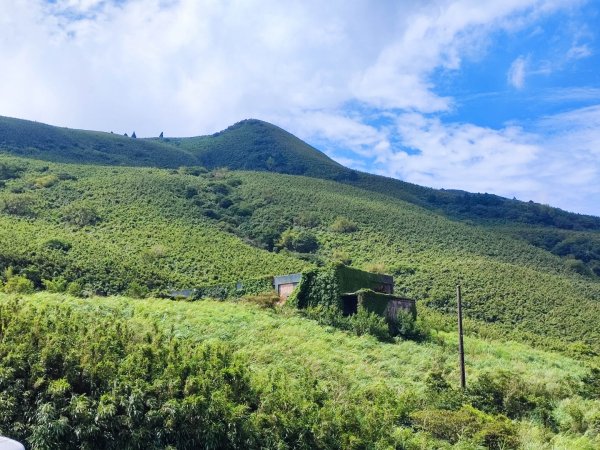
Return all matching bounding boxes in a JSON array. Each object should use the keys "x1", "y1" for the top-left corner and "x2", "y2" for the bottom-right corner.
[{"x1": 362, "y1": 109, "x2": 600, "y2": 216}]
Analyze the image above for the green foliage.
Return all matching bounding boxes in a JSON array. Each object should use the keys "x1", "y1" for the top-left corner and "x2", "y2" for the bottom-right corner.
[
  {"x1": 580, "y1": 367, "x2": 600, "y2": 400},
  {"x1": 390, "y1": 309, "x2": 429, "y2": 341},
  {"x1": 242, "y1": 292, "x2": 280, "y2": 309},
  {"x1": 330, "y1": 216, "x2": 358, "y2": 233},
  {"x1": 0, "y1": 128, "x2": 600, "y2": 354},
  {"x1": 278, "y1": 228, "x2": 319, "y2": 253},
  {"x1": 125, "y1": 281, "x2": 149, "y2": 298},
  {"x1": 32, "y1": 174, "x2": 59, "y2": 189},
  {"x1": 3, "y1": 275, "x2": 34, "y2": 294},
  {"x1": 0, "y1": 193, "x2": 36, "y2": 216},
  {"x1": 411, "y1": 405, "x2": 519, "y2": 448},
  {"x1": 61, "y1": 202, "x2": 101, "y2": 227},
  {"x1": 2, "y1": 293, "x2": 600, "y2": 449},
  {"x1": 42, "y1": 277, "x2": 68, "y2": 293}
]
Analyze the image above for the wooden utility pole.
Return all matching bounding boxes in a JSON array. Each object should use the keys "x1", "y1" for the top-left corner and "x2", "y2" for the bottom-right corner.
[{"x1": 457, "y1": 284, "x2": 466, "y2": 389}]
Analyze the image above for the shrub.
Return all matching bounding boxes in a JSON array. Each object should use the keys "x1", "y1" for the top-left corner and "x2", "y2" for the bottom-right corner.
[
  {"x1": 125, "y1": 281, "x2": 148, "y2": 298},
  {"x1": 467, "y1": 371, "x2": 536, "y2": 420},
  {"x1": 411, "y1": 405, "x2": 519, "y2": 448},
  {"x1": 242, "y1": 292, "x2": 280, "y2": 309},
  {"x1": 62, "y1": 203, "x2": 100, "y2": 227},
  {"x1": 0, "y1": 193, "x2": 36, "y2": 217},
  {"x1": 3, "y1": 275, "x2": 34, "y2": 294},
  {"x1": 349, "y1": 308, "x2": 391, "y2": 341},
  {"x1": 580, "y1": 367, "x2": 600, "y2": 400},
  {"x1": 43, "y1": 277, "x2": 68, "y2": 293},
  {"x1": 364, "y1": 262, "x2": 388, "y2": 274},
  {"x1": 66, "y1": 281, "x2": 83, "y2": 297},
  {"x1": 332, "y1": 249, "x2": 352, "y2": 265},
  {"x1": 330, "y1": 216, "x2": 358, "y2": 233},
  {"x1": 294, "y1": 212, "x2": 320, "y2": 228},
  {"x1": 389, "y1": 309, "x2": 429, "y2": 341},
  {"x1": 32, "y1": 174, "x2": 59, "y2": 189},
  {"x1": 278, "y1": 228, "x2": 319, "y2": 253},
  {"x1": 43, "y1": 239, "x2": 72, "y2": 252}
]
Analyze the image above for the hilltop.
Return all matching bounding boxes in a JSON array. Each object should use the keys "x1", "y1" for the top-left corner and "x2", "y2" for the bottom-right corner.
[{"x1": 2, "y1": 115, "x2": 600, "y2": 234}]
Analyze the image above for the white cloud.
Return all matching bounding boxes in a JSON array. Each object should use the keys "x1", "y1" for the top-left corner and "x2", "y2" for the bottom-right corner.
[
  {"x1": 363, "y1": 107, "x2": 600, "y2": 216},
  {"x1": 0, "y1": 0, "x2": 598, "y2": 215},
  {"x1": 508, "y1": 56, "x2": 527, "y2": 89},
  {"x1": 567, "y1": 43, "x2": 592, "y2": 59},
  {"x1": 0, "y1": 0, "x2": 575, "y2": 135}
]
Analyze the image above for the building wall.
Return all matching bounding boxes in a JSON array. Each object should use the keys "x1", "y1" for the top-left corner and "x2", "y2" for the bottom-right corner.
[{"x1": 278, "y1": 282, "x2": 298, "y2": 300}]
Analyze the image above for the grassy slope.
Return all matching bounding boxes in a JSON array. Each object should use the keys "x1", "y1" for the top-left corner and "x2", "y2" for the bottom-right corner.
[
  {"x1": 1, "y1": 154, "x2": 599, "y2": 349},
  {"x1": 0, "y1": 156, "x2": 309, "y2": 292},
  {"x1": 232, "y1": 171, "x2": 600, "y2": 348},
  {"x1": 3, "y1": 115, "x2": 600, "y2": 234},
  {"x1": 2, "y1": 292, "x2": 598, "y2": 449}
]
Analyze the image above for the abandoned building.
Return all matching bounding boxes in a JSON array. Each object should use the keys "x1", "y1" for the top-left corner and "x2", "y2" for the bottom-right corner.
[
  {"x1": 171, "y1": 264, "x2": 416, "y2": 323},
  {"x1": 275, "y1": 265, "x2": 416, "y2": 322}
]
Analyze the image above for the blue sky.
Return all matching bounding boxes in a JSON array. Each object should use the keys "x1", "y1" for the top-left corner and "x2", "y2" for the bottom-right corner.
[{"x1": 1, "y1": 0, "x2": 599, "y2": 216}]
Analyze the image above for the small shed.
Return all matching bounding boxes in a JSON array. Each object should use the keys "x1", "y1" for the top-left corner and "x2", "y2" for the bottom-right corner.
[{"x1": 284, "y1": 264, "x2": 416, "y2": 321}]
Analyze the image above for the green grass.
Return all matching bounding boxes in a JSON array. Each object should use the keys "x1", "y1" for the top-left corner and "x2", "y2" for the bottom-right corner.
[
  {"x1": 1, "y1": 154, "x2": 599, "y2": 349},
  {"x1": 1, "y1": 292, "x2": 599, "y2": 449}
]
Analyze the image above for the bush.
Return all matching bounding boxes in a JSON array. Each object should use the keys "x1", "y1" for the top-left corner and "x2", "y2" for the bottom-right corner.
[
  {"x1": 348, "y1": 308, "x2": 391, "y2": 341},
  {"x1": 411, "y1": 405, "x2": 519, "y2": 448},
  {"x1": 294, "y1": 212, "x2": 320, "y2": 228},
  {"x1": 3, "y1": 275, "x2": 34, "y2": 294},
  {"x1": 0, "y1": 193, "x2": 36, "y2": 217},
  {"x1": 389, "y1": 309, "x2": 429, "y2": 341},
  {"x1": 43, "y1": 277, "x2": 68, "y2": 293},
  {"x1": 66, "y1": 281, "x2": 82, "y2": 297},
  {"x1": 467, "y1": 371, "x2": 537, "y2": 420},
  {"x1": 242, "y1": 292, "x2": 280, "y2": 309},
  {"x1": 330, "y1": 216, "x2": 358, "y2": 233},
  {"x1": 32, "y1": 174, "x2": 59, "y2": 189},
  {"x1": 278, "y1": 228, "x2": 319, "y2": 253},
  {"x1": 62, "y1": 203, "x2": 100, "y2": 227},
  {"x1": 332, "y1": 249, "x2": 352, "y2": 265},
  {"x1": 125, "y1": 281, "x2": 148, "y2": 298}
]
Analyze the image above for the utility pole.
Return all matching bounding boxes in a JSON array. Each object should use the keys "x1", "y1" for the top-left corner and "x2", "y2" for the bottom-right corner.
[{"x1": 457, "y1": 284, "x2": 466, "y2": 389}]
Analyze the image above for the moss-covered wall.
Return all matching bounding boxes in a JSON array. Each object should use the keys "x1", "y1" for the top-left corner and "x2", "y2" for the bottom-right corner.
[
  {"x1": 286, "y1": 266, "x2": 341, "y2": 309},
  {"x1": 356, "y1": 289, "x2": 390, "y2": 316},
  {"x1": 335, "y1": 265, "x2": 391, "y2": 294},
  {"x1": 357, "y1": 289, "x2": 416, "y2": 319},
  {"x1": 287, "y1": 264, "x2": 396, "y2": 311}
]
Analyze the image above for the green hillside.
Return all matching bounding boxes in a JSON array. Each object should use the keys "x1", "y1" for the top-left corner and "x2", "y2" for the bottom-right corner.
[
  {"x1": 3, "y1": 115, "x2": 599, "y2": 237},
  {"x1": 1, "y1": 116, "x2": 600, "y2": 449},
  {"x1": 0, "y1": 154, "x2": 599, "y2": 351}
]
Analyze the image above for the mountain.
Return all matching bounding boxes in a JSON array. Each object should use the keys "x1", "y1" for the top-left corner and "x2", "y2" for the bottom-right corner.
[
  {"x1": 2, "y1": 115, "x2": 600, "y2": 275},
  {"x1": 1, "y1": 115, "x2": 600, "y2": 449}
]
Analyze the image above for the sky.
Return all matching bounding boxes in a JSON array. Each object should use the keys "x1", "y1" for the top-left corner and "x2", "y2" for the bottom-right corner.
[{"x1": 0, "y1": 1, "x2": 599, "y2": 216}]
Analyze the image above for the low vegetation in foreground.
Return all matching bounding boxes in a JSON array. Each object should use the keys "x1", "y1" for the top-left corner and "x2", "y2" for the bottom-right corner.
[{"x1": 1, "y1": 292, "x2": 599, "y2": 449}]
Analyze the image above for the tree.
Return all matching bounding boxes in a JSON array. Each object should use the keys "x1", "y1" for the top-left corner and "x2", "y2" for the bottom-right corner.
[
  {"x1": 159, "y1": 132, "x2": 164, "y2": 139},
  {"x1": 278, "y1": 228, "x2": 319, "y2": 253},
  {"x1": 131, "y1": 131, "x2": 137, "y2": 139}
]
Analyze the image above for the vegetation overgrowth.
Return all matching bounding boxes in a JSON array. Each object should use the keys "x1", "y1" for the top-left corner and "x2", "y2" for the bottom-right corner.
[
  {"x1": 1, "y1": 293, "x2": 599, "y2": 449},
  {"x1": 2, "y1": 115, "x2": 600, "y2": 447},
  {"x1": 3, "y1": 115, "x2": 600, "y2": 236},
  {"x1": 0, "y1": 153, "x2": 599, "y2": 350}
]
